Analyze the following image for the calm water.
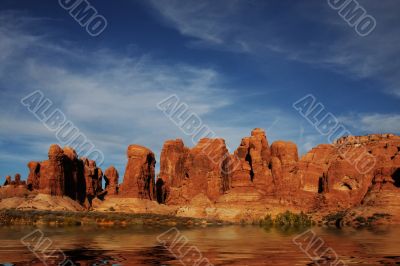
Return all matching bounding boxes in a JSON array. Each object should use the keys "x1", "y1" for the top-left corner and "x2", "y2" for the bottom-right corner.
[{"x1": 0, "y1": 225, "x2": 400, "y2": 266}]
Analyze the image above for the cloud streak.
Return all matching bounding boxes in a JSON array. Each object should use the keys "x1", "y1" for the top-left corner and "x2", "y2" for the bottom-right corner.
[{"x1": 147, "y1": 0, "x2": 400, "y2": 98}]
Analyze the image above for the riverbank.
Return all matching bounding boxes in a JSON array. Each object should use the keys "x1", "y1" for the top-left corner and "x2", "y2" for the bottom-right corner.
[
  {"x1": 0, "y1": 208, "x2": 394, "y2": 229},
  {"x1": 0, "y1": 209, "x2": 226, "y2": 227}
]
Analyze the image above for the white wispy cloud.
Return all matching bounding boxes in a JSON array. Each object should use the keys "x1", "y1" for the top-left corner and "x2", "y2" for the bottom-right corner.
[
  {"x1": 0, "y1": 10, "x2": 239, "y2": 176},
  {"x1": 2, "y1": 6, "x2": 398, "y2": 183},
  {"x1": 0, "y1": 10, "x2": 314, "y2": 180},
  {"x1": 147, "y1": 0, "x2": 400, "y2": 98},
  {"x1": 339, "y1": 113, "x2": 400, "y2": 133}
]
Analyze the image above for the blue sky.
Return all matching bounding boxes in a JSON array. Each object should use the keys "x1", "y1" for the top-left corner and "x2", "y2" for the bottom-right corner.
[{"x1": 0, "y1": 0, "x2": 399, "y2": 183}]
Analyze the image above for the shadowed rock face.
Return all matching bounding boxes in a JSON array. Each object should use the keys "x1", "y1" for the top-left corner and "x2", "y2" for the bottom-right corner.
[
  {"x1": 119, "y1": 145, "x2": 155, "y2": 200},
  {"x1": 23, "y1": 145, "x2": 104, "y2": 206},
  {"x1": 63, "y1": 147, "x2": 86, "y2": 203},
  {"x1": 82, "y1": 157, "x2": 104, "y2": 206},
  {"x1": 104, "y1": 166, "x2": 119, "y2": 196}
]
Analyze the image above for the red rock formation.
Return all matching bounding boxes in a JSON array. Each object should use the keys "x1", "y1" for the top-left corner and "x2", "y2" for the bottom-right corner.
[
  {"x1": 184, "y1": 138, "x2": 231, "y2": 202},
  {"x1": 27, "y1": 162, "x2": 40, "y2": 190},
  {"x1": 156, "y1": 131, "x2": 400, "y2": 213},
  {"x1": 96, "y1": 168, "x2": 103, "y2": 194},
  {"x1": 104, "y1": 166, "x2": 119, "y2": 196},
  {"x1": 63, "y1": 147, "x2": 86, "y2": 203},
  {"x1": 297, "y1": 144, "x2": 336, "y2": 193},
  {"x1": 231, "y1": 128, "x2": 272, "y2": 191},
  {"x1": 119, "y1": 145, "x2": 156, "y2": 200},
  {"x1": 288, "y1": 134, "x2": 400, "y2": 211},
  {"x1": 14, "y1": 174, "x2": 22, "y2": 186},
  {"x1": 326, "y1": 134, "x2": 400, "y2": 209},
  {"x1": 24, "y1": 145, "x2": 102, "y2": 206},
  {"x1": 159, "y1": 139, "x2": 188, "y2": 187},
  {"x1": 157, "y1": 138, "x2": 231, "y2": 204},
  {"x1": 82, "y1": 157, "x2": 104, "y2": 205},
  {"x1": 39, "y1": 144, "x2": 65, "y2": 196},
  {"x1": 157, "y1": 139, "x2": 188, "y2": 203},
  {"x1": 270, "y1": 141, "x2": 299, "y2": 194},
  {"x1": 3, "y1": 176, "x2": 11, "y2": 186},
  {"x1": 155, "y1": 176, "x2": 167, "y2": 204},
  {"x1": 4, "y1": 130, "x2": 400, "y2": 220}
]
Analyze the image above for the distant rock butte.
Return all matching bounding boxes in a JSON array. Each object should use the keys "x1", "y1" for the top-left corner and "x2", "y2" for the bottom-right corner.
[{"x1": 0, "y1": 130, "x2": 399, "y2": 220}]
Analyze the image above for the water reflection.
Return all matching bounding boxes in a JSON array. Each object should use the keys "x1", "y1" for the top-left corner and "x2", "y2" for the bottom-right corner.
[{"x1": 0, "y1": 225, "x2": 399, "y2": 265}]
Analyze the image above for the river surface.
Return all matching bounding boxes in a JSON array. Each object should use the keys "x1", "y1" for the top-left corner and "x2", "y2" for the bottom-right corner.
[{"x1": 0, "y1": 225, "x2": 399, "y2": 265}]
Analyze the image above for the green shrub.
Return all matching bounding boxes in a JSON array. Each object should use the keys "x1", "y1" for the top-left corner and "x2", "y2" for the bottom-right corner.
[
  {"x1": 259, "y1": 211, "x2": 312, "y2": 228},
  {"x1": 259, "y1": 214, "x2": 273, "y2": 227},
  {"x1": 274, "y1": 211, "x2": 312, "y2": 227},
  {"x1": 355, "y1": 216, "x2": 367, "y2": 224},
  {"x1": 323, "y1": 211, "x2": 346, "y2": 223}
]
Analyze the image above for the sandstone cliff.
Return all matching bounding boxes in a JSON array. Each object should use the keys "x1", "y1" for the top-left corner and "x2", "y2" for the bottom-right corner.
[{"x1": 1, "y1": 130, "x2": 399, "y2": 224}]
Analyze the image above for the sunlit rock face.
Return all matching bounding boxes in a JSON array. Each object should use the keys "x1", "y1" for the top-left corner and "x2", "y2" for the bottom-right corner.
[
  {"x1": 104, "y1": 166, "x2": 119, "y2": 196},
  {"x1": 157, "y1": 138, "x2": 231, "y2": 204},
  {"x1": 157, "y1": 130, "x2": 400, "y2": 215},
  {"x1": 4, "y1": 129, "x2": 400, "y2": 221},
  {"x1": 230, "y1": 128, "x2": 272, "y2": 191},
  {"x1": 27, "y1": 161, "x2": 40, "y2": 190},
  {"x1": 322, "y1": 134, "x2": 400, "y2": 210},
  {"x1": 39, "y1": 144, "x2": 66, "y2": 196},
  {"x1": 157, "y1": 139, "x2": 188, "y2": 204},
  {"x1": 119, "y1": 144, "x2": 156, "y2": 200}
]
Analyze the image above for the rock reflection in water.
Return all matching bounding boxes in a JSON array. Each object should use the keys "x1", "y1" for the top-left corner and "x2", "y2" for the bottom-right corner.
[{"x1": 0, "y1": 225, "x2": 400, "y2": 265}]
